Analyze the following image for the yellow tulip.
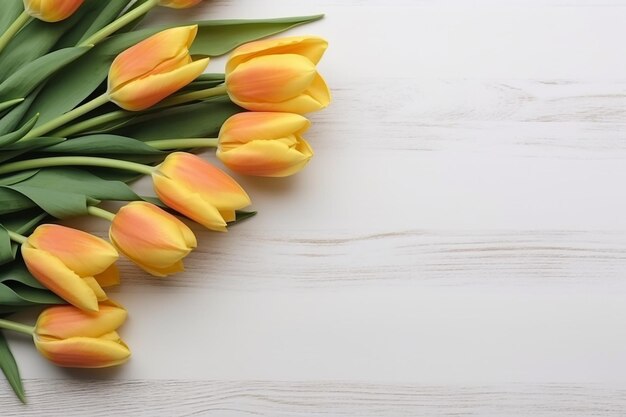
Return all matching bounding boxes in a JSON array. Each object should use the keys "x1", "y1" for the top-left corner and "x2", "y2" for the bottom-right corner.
[
  {"x1": 108, "y1": 25, "x2": 209, "y2": 111},
  {"x1": 159, "y1": 0, "x2": 203, "y2": 8},
  {"x1": 217, "y1": 112, "x2": 314, "y2": 177},
  {"x1": 21, "y1": 224, "x2": 119, "y2": 312},
  {"x1": 152, "y1": 152, "x2": 251, "y2": 232},
  {"x1": 23, "y1": 0, "x2": 84, "y2": 22},
  {"x1": 34, "y1": 301, "x2": 130, "y2": 368},
  {"x1": 109, "y1": 201, "x2": 197, "y2": 277},
  {"x1": 226, "y1": 36, "x2": 331, "y2": 114}
]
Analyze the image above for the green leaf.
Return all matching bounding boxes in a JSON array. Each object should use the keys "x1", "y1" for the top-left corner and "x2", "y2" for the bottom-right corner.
[
  {"x1": 0, "y1": 0, "x2": 23, "y2": 35},
  {"x1": 26, "y1": 15, "x2": 323, "y2": 125},
  {"x1": 0, "y1": 189, "x2": 36, "y2": 216},
  {"x1": 0, "y1": 227, "x2": 13, "y2": 266},
  {"x1": 230, "y1": 211, "x2": 257, "y2": 225},
  {"x1": 40, "y1": 134, "x2": 165, "y2": 156},
  {"x1": 0, "y1": 6, "x2": 92, "y2": 84},
  {"x1": 0, "y1": 114, "x2": 39, "y2": 147},
  {"x1": 0, "y1": 47, "x2": 91, "y2": 102},
  {"x1": 0, "y1": 98, "x2": 24, "y2": 114},
  {"x1": 114, "y1": 96, "x2": 242, "y2": 140},
  {"x1": 0, "y1": 331, "x2": 26, "y2": 404},
  {"x1": 5, "y1": 185, "x2": 93, "y2": 219},
  {"x1": 0, "y1": 171, "x2": 39, "y2": 187},
  {"x1": 0, "y1": 137, "x2": 65, "y2": 164},
  {"x1": 0, "y1": 87, "x2": 41, "y2": 135},
  {"x1": 62, "y1": 0, "x2": 132, "y2": 48}
]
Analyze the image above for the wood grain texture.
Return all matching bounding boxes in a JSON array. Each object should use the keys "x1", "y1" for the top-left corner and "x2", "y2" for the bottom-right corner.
[
  {"x1": 5, "y1": 0, "x2": 626, "y2": 415},
  {"x1": 4, "y1": 380, "x2": 626, "y2": 417}
]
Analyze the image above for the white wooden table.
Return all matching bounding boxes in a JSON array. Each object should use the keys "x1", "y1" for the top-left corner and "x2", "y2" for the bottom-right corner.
[{"x1": 5, "y1": 0, "x2": 626, "y2": 415}]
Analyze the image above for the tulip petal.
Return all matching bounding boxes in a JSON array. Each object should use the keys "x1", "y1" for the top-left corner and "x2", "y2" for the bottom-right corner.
[
  {"x1": 110, "y1": 57, "x2": 210, "y2": 111},
  {"x1": 94, "y1": 263, "x2": 120, "y2": 288},
  {"x1": 110, "y1": 202, "x2": 195, "y2": 269},
  {"x1": 156, "y1": 152, "x2": 251, "y2": 211},
  {"x1": 153, "y1": 173, "x2": 228, "y2": 232},
  {"x1": 227, "y1": 36, "x2": 328, "y2": 72},
  {"x1": 158, "y1": 0, "x2": 202, "y2": 8},
  {"x1": 36, "y1": 304, "x2": 127, "y2": 339},
  {"x1": 35, "y1": 337, "x2": 130, "y2": 368},
  {"x1": 26, "y1": 0, "x2": 84, "y2": 22},
  {"x1": 27, "y1": 224, "x2": 118, "y2": 278},
  {"x1": 227, "y1": 54, "x2": 316, "y2": 103},
  {"x1": 133, "y1": 259, "x2": 185, "y2": 278},
  {"x1": 108, "y1": 25, "x2": 198, "y2": 91},
  {"x1": 219, "y1": 210, "x2": 236, "y2": 222},
  {"x1": 219, "y1": 112, "x2": 310, "y2": 148},
  {"x1": 83, "y1": 277, "x2": 107, "y2": 301},
  {"x1": 218, "y1": 137, "x2": 314, "y2": 177},
  {"x1": 22, "y1": 246, "x2": 98, "y2": 312}
]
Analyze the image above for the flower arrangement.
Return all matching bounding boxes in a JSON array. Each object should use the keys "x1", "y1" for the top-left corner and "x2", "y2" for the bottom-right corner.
[{"x1": 0, "y1": 0, "x2": 329, "y2": 402}]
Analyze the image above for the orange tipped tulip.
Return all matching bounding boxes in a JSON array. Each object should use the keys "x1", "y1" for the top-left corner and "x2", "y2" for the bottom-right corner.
[
  {"x1": 22, "y1": 225, "x2": 119, "y2": 312},
  {"x1": 23, "y1": 0, "x2": 84, "y2": 22},
  {"x1": 159, "y1": 0, "x2": 203, "y2": 8},
  {"x1": 108, "y1": 25, "x2": 209, "y2": 111},
  {"x1": 153, "y1": 152, "x2": 251, "y2": 232},
  {"x1": 226, "y1": 36, "x2": 331, "y2": 114},
  {"x1": 34, "y1": 302, "x2": 130, "y2": 368},
  {"x1": 109, "y1": 201, "x2": 197, "y2": 277},
  {"x1": 217, "y1": 112, "x2": 314, "y2": 177}
]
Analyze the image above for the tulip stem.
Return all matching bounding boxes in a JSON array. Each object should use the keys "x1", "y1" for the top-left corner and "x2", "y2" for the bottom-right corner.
[
  {"x1": 22, "y1": 93, "x2": 110, "y2": 141},
  {"x1": 53, "y1": 85, "x2": 229, "y2": 138},
  {"x1": 0, "y1": 11, "x2": 31, "y2": 56},
  {"x1": 0, "y1": 156, "x2": 155, "y2": 176},
  {"x1": 0, "y1": 319, "x2": 34, "y2": 336},
  {"x1": 7, "y1": 230, "x2": 27, "y2": 244},
  {"x1": 146, "y1": 138, "x2": 219, "y2": 150},
  {"x1": 87, "y1": 206, "x2": 116, "y2": 222},
  {"x1": 79, "y1": 0, "x2": 159, "y2": 47}
]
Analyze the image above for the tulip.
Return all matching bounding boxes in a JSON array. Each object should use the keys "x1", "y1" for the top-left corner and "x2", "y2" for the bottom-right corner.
[
  {"x1": 159, "y1": 0, "x2": 203, "y2": 8},
  {"x1": 152, "y1": 152, "x2": 251, "y2": 232},
  {"x1": 34, "y1": 302, "x2": 130, "y2": 368},
  {"x1": 108, "y1": 25, "x2": 209, "y2": 111},
  {"x1": 109, "y1": 201, "x2": 197, "y2": 277},
  {"x1": 23, "y1": 0, "x2": 84, "y2": 22},
  {"x1": 217, "y1": 112, "x2": 314, "y2": 177},
  {"x1": 22, "y1": 224, "x2": 119, "y2": 312},
  {"x1": 225, "y1": 36, "x2": 331, "y2": 114}
]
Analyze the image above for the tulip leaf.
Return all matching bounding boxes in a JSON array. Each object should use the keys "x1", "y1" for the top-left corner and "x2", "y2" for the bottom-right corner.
[
  {"x1": 40, "y1": 134, "x2": 165, "y2": 157},
  {"x1": 0, "y1": 6, "x2": 93, "y2": 84},
  {"x1": 62, "y1": 0, "x2": 132, "y2": 48},
  {"x1": 0, "y1": 47, "x2": 92, "y2": 103},
  {"x1": 0, "y1": 0, "x2": 23, "y2": 35},
  {"x1": 0, "y1": 171, "x2": 40, "y2": 187},
  {"x1": 0, "y1": 227, "x2": 13, "y2": 266},
  {"x1": 0, "y1": 114, "x2": 39, "y2": 147},
  {"x1": 0, "y1": 331, "x2": 26, "y2": 404},
  {"x1": 0, "y1": 98, "x2": 24, "y2": 114},
  {"x1": 0, "y1": 137, "x2": 66, "y2": 165},
  {"x1": 231, "y1": 211, "x2": 258, "y2": 225},
  {"x1": 4, "y1": 185, "x2": 94, "y2": 219},
  {"x1": 0, "y1": 87, "x2": 41, "y2": 135},
  {"x1": 114, "y1": 97, "x2": 243, "y2": 140},
  {"x1": 26, "y1": 14, "x2": 324, "y2": 125},
  {"x1": 0, "y1": 189, "x2": 37, "y2": 216}
]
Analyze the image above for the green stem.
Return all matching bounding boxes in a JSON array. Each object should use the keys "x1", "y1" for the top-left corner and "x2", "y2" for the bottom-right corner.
[
  {"x1": 0, "y1": 11, "x2": 31, "y2": 56},
  {"x1": 0, "y1": 319, "x2": 34, "y2": 336},
  {"x1": 53, "y1": 85, "x2": 228, "y2": 138},
  {"x1": 146, "y1": 138, "x2": 219, "y2": 150},
  {"x1": 7, "y1": 230, "x2": 26, "y2": 244},
  {"x1": 23, "y1": 93, "x2": 109, "y2": 140},
  {"x1": 0, "y1": 156, "x2": 155, "y2": 176},
  {"x1": 79, "y1": 0, "x2": 159, "y2": 46},
  {"x1": 87, "y1": 206, "x2": 116, "y2": 222}
]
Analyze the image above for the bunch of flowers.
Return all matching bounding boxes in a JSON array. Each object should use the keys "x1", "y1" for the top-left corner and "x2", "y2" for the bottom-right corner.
[{"x1": 0, "y1": 0, "x2": 330, "y2": 403}]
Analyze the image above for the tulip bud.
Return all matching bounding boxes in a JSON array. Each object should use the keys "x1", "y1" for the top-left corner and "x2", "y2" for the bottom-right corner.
[
  {"x1": 108, "y1": 25, "x2": 209, "y2": 111},
  {"x1": 22, "y1": 225, "x2": 119, "y2": 312},
  {"x1": 34, "y1": 302, "x2": 130, "y2": 368},
  {"x1": 159, "y1": 0, "x2": 203, "y2": 8},
  {"x1": 226, "y1": 36, "x2": 331, "y2": 114},
  {"x1": 109, "y1": 201, "x2": 197, "y2": 277},
  {"x1": 217, "y1": 112, "x2": 314, "y2": 177},
  {"x1": 152, "y1": 152, "x2": 251, "y2": 232},
  {"x1": 23, "y1": 0, "x2": 84, "y2": 22}
]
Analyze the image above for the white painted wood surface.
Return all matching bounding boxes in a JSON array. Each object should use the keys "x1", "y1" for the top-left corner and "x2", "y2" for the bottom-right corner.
[{"x1": 5, "y1": 0, "x2": 626, "y2": 415}]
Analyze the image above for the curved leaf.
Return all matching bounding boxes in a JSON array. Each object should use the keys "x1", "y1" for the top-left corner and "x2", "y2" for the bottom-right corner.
[
  {"x1": 0, "y1": 114, "x2": 39, "y2": 147},
  {"x1": 0, "y1": 331, "x2": 25, "y2": 404}
]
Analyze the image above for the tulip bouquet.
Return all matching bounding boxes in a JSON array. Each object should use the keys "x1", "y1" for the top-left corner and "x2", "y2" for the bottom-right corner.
[{"x1": 0, "y1": 0, "x2": 330, "y2": 403}]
